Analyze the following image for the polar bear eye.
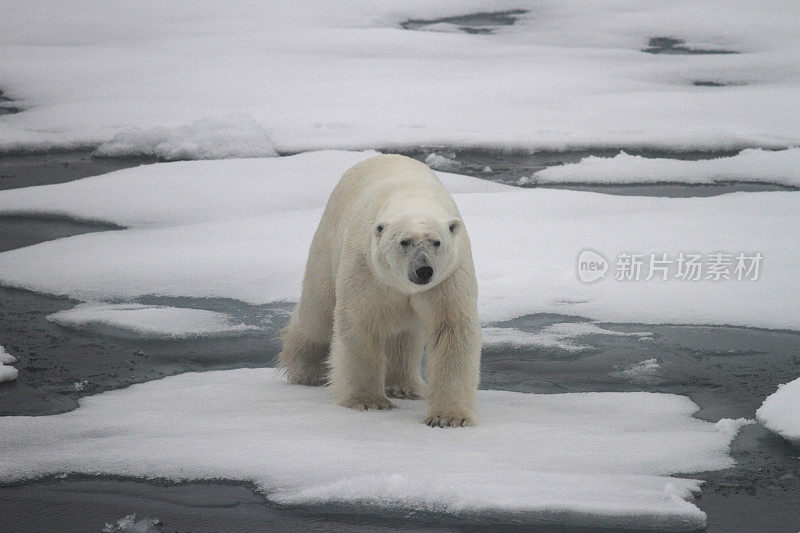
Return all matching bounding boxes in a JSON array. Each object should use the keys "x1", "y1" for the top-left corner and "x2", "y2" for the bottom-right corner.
[
  {"x1": 400, "y1": 239, "x2": 411, "y2": 247},
  {"x1": 432, "y1": 240, "x2": 441, "y2": 247}
]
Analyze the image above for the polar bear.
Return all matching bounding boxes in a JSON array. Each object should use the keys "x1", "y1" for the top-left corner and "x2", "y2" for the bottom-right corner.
[{"x1": 278, "y1": 154, "x2": 481, "y2": 427}]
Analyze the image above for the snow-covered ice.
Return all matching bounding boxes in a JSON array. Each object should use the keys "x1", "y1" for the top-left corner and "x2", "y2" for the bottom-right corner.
[
  {"x1": 756, "y1": 377, "x2": 800, "y2": 445},
  {"x1": 47, "y1": 303, "x2": 259, "y2": 339},
  {"x1": 0, "y1": 368, "x2": 752, "y2": 530},
  {"x1": 482, "y1": 322, "x2": 651, "y2": 352},
  {"x1": 0, "y1": 150, "x2": 797, "y2": 329},
  {"x1": 0, "y1": 345, "x2": 18, "y2": 383},
  {"x1": 1, "y1": 2, "x2": 799, "y2": 153},
  {"x1": 532, "y1": 148, "x2": 800, "y2": 187}
]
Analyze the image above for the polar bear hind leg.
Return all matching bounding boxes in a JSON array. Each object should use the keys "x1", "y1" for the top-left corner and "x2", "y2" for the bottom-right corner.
[
  {"x1": 385, "y1": 329, "x2": 426, "y2": 399},
  {"x1": 277, "y1": 245, "x2": 335, "y2": 386}
]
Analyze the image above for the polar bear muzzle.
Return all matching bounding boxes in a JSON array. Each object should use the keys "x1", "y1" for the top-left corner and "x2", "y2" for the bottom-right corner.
[{"x1": 408, "y1": 250, "x2": 434, "y2": 285}]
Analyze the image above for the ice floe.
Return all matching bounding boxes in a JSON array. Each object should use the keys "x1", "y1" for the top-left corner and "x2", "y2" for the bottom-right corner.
[
  {"x1": 0, "y1": 2, "x2": 799, "y2": 153},
  {"x1": 482, "y1": 322, "x2": 651, "y2": 351},
  {"x1": 0, "y1": 368, "x2": 752, "y2": 529},
  {"x1": 756, "y1": 376, "x2": 800, "y2": 445},
  {"x1": 0, "y1": 150, "x2": 797, "y2": 329},
  {"x1": 47, "y1": 303, "x2": 259, "y2": 339},
  {"x1": 532, "y1": 148, "x2": 800, "y2": 187},
  {"x1": 612, "y1": 358, "x2": 664, "y2": 384}
]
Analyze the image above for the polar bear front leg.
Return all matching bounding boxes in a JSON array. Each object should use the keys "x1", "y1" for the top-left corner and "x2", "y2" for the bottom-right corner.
[
  {"x1": 424, "y1": 317, "x2": 480, "y2": 427},
  {"x1": 329, "y1": 314, "x2": 395, "y2": 411},
  {"x1": 413, "y1": 271, "x2": 481, "y2": 427}
]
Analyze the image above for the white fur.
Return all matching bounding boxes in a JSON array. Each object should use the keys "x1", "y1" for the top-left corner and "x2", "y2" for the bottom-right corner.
[{"x1": 278, "y1": 154, "x2": 481, "y2": 427}]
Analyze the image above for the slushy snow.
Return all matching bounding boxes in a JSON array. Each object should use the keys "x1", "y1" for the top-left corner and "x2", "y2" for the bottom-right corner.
[
  {"x1": 532, "y1": 148, "x2": 800, "y2": 187},
  {"x1": 482, "y1": 322, "x2": 651, "y2": 352},
  {"x1": 756, "y1": 377, "x2": 800, "y2": 445},
  {"x1": 1, "y1": 2, "x2": 799, "y2": 153},
  {"x1": 0, "y1": 368, "x2": 751, "y2": 530},
  {"x1": 0, "y1": 150, "x2": 797, "y2": 329},
  {"x1": 47, "y1": 303, "x2": 259, "y2": 338},
  {"x1": 0, "y1": 345, "x2": 18, "y2": 383}
]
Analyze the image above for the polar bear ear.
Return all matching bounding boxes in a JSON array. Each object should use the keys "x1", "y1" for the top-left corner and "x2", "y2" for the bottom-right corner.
[
  {"x1": 447, "y1": 217, "x2": 461, "y2": 234},
  {"x1": 375, "y1": 223, "x2": 386, "y2": 236}
]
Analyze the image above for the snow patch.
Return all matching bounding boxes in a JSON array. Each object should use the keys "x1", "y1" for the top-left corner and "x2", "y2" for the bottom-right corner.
[
  {"x1": 0, "y1": 368, "x2": 749, "y2": 530},
  {"x1": 756, "y1": 377, "x2": 800, "y2": 444},
  {"x1": 94, "y1": 115, "x2": 278, "y2": 160},
  {"x1": 532, "y1": 149, "x2": 800, "y2": 187},
  {"x1": 47, "y1": 303, "x2": 259, "y2": 338},
  {"x1": 0, "y1": 345, "x2": 18, "y2": 382}
]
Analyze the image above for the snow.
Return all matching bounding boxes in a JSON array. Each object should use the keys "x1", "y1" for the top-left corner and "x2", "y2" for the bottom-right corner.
[
  {"x1": 756, "y1": 377, "x2": 800, "y2": 444},
  {"x1": 0, "y1": 150, "x2": 797, "y2": 329},
  {"x1": 0, "y1": 368, "x2": 750, "y2": 529},
  {"x1": 94, "y1": 114, "x2": 278, "y2": 160},
  {"x1": 0, "y1": 345, "x2": 18, "y2": 383},
  {"x1": 1, "y1": 2, "x2": 799, "y2": 154},
  {"x1": 483, "y1": 322, "x2": 651, "y2": 351},
  {"x1": 532, "y1": 148, "x2": 800, "y2": 187},
  {"x1": 47, "y1": 303, "x2": 259, "y2": 338}
]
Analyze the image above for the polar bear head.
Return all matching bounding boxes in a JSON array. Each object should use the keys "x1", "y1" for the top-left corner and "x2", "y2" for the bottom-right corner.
[{"x1": 371, "y1": 213, "x2": 462, "y2": 294}]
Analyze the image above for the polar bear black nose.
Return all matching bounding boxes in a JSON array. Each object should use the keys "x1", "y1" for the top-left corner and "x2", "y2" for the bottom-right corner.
[{"x1": 415, "y1": 266, "x2": 433, "y2": 283}]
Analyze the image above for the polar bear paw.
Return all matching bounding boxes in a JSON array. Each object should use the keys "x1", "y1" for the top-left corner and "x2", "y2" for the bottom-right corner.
[
  {"x1": 385, "y1": 385, "x2": 423, "y2": 399},
  {"x1": 425, "y1": 413, "x2": 473, "y2": 428},
  {"x1": 344, "y1": 397, "x2": 396, "y2": 411}
]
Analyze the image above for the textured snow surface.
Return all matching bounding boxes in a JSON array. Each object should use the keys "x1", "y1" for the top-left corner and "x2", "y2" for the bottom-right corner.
[
  {"x1": 756, "y1": 377, "x2": 800, "y2": 444},
  {"x1": 0, "y1": 150, "x2": 797, "y2": 329},
  {"x1": 0, "y1": 345, "x2": 18, "y2": 382},
  {"x1": 0, "y1": 368, "x2": 752, "y2": 529},
  {"x1": 482, "y1": 322, "x2": 651, "y2": 352},
  {"x1": 47, "y1": 303, "x2": 258, "y2": 338},
  {"x1": 1, "y1": 1, "x2": 799, "y2": 153},
  {"x1": 533, "y1": 148, "x2": 800, "y2": 186}
]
